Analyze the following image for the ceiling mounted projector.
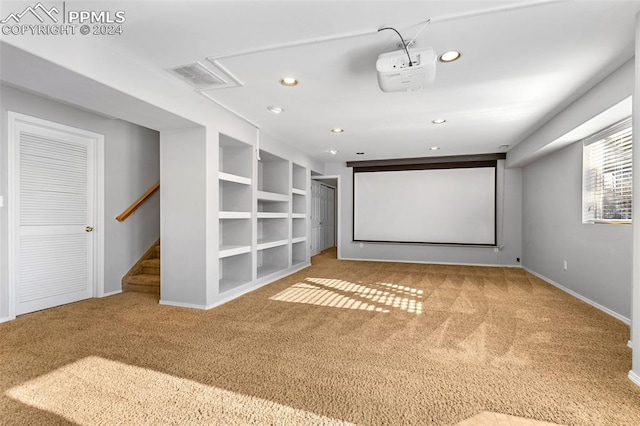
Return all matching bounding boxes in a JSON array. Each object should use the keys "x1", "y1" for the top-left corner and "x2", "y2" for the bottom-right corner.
[{"x1": 376, "y1": 48, "x2": 437, "y2": 92}]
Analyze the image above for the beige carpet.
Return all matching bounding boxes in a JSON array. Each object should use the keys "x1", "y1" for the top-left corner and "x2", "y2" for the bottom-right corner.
[{"x1": 1, "y1": 248, "x2": 639, "y2": 425}]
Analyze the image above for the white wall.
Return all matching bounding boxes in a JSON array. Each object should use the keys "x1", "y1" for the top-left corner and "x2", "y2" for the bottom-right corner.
[
  {"x1": 159, "y1": 127, "x2": 207, "y2": 307},
  {"x1": 522, "y1": 141, "x2": 631, "y2": 320},
  {"x1": 508, "y1": 59, "x2": 634, "y2": 168},
  {"x1": 0, "y1": 84, "x2": 160, "y2": 319},
  {"x1": 324, "y1": 160, "x2": 522, "y2": 266}
]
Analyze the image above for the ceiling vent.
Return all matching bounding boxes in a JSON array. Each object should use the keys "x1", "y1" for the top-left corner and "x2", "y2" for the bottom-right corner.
[{"x1": 167, "y1": 62, "x2": 240, "y2": 90}]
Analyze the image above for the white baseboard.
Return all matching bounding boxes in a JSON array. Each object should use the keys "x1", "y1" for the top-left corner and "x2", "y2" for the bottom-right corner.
[
  {"x1": 339, "y1": 256, "x2": 522, "y2": 268},
  {"x1": 101, "y1": 290, "x2": 122, "y2": 298},
  {"x1": 629, "y1": 340, "x2": 633, "y2": 349},
  {"x1": 159, "y1": 300, "x2": 209, "y2": 310},
  {"x1": 629, "y1": 370, "x2": 640, "y2": 387},
  {"x1": 523, "y1": 268, "x2": 630, "y2": 325},
  {"x1": 159, "y1": 262, "x2": 312, "y2": 311},
  {"x1": 0, "y1": 316, "x2": 14, "y2": 323}
]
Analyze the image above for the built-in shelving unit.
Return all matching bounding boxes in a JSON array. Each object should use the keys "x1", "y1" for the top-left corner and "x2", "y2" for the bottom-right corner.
[
  {"x1": 215, "y1": 137, "x2": 311, "y2": 304},
  {"x1": 256, "y1": 150, "x2": 290, "y2": 280},
  {"x1": 218, "y1": 134, "x2": 253, "y2": 293},
  {"x1": 291, "y1": 162, "x2": 308, "y2": 267}
]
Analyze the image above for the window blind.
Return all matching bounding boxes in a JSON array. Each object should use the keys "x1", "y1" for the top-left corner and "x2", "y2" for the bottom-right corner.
[{"x1": 583, "y1": 117, "x2": 632, "y2": 223}]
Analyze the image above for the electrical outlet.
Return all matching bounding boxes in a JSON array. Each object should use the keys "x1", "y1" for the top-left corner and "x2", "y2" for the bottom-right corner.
[
  {"x1": 494, "y1": 247, "x2": 499, "y2": 253},
  {"x1": 359, "y1": 242, "x2": 364, "y2": 248},
  {"x1": 563, "y1": 260, "x2": 568, "y2": 270}
]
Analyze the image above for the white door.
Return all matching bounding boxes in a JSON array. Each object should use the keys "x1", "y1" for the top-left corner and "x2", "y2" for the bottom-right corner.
[
  {"x1": 310, "y1": 181, "x2": 336, "y2": 255},
  {"x1": 9, "y1": 113, "x2": 99, "y2": 316}
]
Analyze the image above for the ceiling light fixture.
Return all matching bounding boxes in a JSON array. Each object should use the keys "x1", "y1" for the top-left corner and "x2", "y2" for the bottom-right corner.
[
  {"x1": 432, "y1": 119, "x2": 446, "y2": 124},
  {"x1": 498, "y1": 144, "x2": 510, "y2": 150},
  {"x1": 329, "y1": 149, "x2": 339, "y2": 155},
  {"x1": 356, "y1": 152, "x2": 365, "y2": 155},
  {"x1": 439, "y1": 51, "x2": 461, "y2": 63},
  {"x1": 429, "y1": 146, "x2": 440, "y2": 151},
  {"x1": 267, "y1": 105, "x2": 284, "y2": 114},
  {"x1": 331, "y1": 128, "x2": 344, "y2": 133},
  {"x1": 280, "y1": 77, "x2": 298, "y2": 86}
]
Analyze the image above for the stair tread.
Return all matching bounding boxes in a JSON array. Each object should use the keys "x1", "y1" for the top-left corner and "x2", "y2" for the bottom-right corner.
[
  {"x1": 125, "y1": 274, "x2": 160, "y2": 286},
  {"x1": 141, "y1": 258, "x2": 160, "y2": 267},
  {"x1": 124, "y1": 282, "x2": 160, "y2": 295}
]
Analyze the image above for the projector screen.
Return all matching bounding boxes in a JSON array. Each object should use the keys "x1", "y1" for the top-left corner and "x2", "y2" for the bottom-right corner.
[{"x1": 353, "y1": 167, "x2": 496, "y2": 245}]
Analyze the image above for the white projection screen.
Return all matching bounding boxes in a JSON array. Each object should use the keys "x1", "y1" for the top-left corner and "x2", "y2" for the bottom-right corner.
[{"x1": 353, "y1": 166, "x2": 496, "y2": 245}]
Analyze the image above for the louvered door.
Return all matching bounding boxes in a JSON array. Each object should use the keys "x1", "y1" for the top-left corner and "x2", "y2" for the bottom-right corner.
[{"x1": 12, "y1": 116, "x2": 95, "y2": 315}]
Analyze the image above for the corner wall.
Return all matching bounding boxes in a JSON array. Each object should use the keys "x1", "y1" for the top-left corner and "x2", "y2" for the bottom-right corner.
[
  {"x1": 0, "y1": 84, "x2": 160, "y2": 319},
  {"x1": 522, "y1": 142, "x2": 631, "y2": 320}
]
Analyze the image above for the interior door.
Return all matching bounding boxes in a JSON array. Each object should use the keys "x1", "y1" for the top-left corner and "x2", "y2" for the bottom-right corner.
[
  {"x1": 310, "y1": 181, "x2": 336, "y2": 255},
  {"x1": 11, "y1": 114, "x2": 96, "y2": 315}
]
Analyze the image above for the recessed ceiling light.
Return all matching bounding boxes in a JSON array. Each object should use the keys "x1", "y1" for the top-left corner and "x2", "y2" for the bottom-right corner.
[
  {"x1": 329, "y1": 149, "x2": 339, "y2": 155},
  {"x1": 267, "y1": 105, "x2": 284, "y2": 114},
  {"x1": 331, "y1": 128, "x2": 344, "y2": 133},
  {"x1": 280, "y1": 77, "x2": 298, "y2": 86},
  {"x1": 498, "y1": 144, "x2": 510, "y2": 150},
  {"x1": 439, "y1": 51, "x2": 461, "y2": 63},
  {"x1": 432, "y1": 119, "x2": 446, "y2": 124},
  {"x1": 429, "y1": 146, "x2": 440, "y2": 151},
  {"x1": 356, "y1": 152, "x2": 365, "y2": 155}
]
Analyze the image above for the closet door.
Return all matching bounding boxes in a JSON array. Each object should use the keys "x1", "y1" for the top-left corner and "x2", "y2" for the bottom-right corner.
[{"x1": 10, "y1": 114, "x2": 97, "y2": 315}]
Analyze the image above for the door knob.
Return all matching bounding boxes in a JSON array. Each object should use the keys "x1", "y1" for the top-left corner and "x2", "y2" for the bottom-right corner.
[{"x1": 85, "y1": 226, "x2": 94, "y2": 232}]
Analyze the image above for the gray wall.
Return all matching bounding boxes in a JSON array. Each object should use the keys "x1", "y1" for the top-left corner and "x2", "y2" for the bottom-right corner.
[
  {"x1": 522, "y1": 141, "x2": 632, "y2": 319},
  {"x1": 159, "y1": 127, "x2": 207, "y2": 307},
  {"x1": 0, "y1": 84, "x2": 160, "y2": 319},
  {"x1": 324, "y1": 160, "x2": 522, "y2": 266}
]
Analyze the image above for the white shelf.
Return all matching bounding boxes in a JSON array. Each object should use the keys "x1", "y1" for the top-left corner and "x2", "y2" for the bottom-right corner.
[
  {"x1": 292, "y1": 188, "x2": 306, "y2": 196},
  {"x1": 220, "y1": 211, "x2": 251, "y2": 219},
  {"x1": 257, "y1": 190, "x2": 288, "y2": 202},
  {"x1": 292, "y1": 213, "x2": 306, "y2": 219},
  {"x1": 257, "y1": 239, "x2": 288, "y2": 251},
  {"x1": 219, "y1": 245, "x2": 251, "y2": 259},
  {"x1": 257, "y1": 263, "x2": 287, "y2": 279},
  {"x1": 258, "y1": 212, "x2": 288, "y2": 219},
  {"x1": 292, "y1": 236, "x2": 307, "y2": 244},
  {"x1": 219, "y1": 172, "x2": 251, "y2": 186},
  {"x1": 219, "y1": 278, "x2": 252, "y2": 293}
]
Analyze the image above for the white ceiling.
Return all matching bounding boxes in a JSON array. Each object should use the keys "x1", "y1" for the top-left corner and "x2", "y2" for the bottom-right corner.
[{"x1": 31, "y1": 1, "x2": 640, "y2": 161}]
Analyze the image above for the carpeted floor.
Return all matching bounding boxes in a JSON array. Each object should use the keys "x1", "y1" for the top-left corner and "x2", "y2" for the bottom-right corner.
[{"x1": 1, "y1": 248, "x2": 639, "y2": 425}]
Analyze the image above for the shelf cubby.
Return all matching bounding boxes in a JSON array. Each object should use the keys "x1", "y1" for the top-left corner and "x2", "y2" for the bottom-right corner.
[
  {"x1": 292, "y1": 193, "x2": 306, "y2": 215},
  {"x1": 257, "y1": 245, "x2": 289, "y2": 279},
  {"x1": 292, "y1": 241, "x2": 307, "y2": 267},
  {"x1": 220, "y1": 179, "x2": 252, "y2": 213},
  {"x1": 219, "y1": 219, "x2": 251, "y2": 259},
  {"x1": 257, "y1": 217, "x2": 288, "y2": 247},
  {"x1": 292, "y1": 163, "x2": 307, "y2": 192},
  {"x1": 219, "y1": 252, "x2": 252, "y2": 293},
  {"x1": 292, "y1": 217, "x2": 307, "y2": 240},
  {"x1": 220, "y1": 134, "x2": 252, "y2": 178},
  {"x1": 258, "y1": 150, "x2": 289, "y2": 195}
]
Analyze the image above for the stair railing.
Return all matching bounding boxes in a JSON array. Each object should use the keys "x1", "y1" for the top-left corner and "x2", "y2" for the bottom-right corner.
[{"x1": 116, "y1": 182, "x2": 160, "y2": 222}]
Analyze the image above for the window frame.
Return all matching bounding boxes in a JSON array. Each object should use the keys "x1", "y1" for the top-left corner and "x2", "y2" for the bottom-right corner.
[{"x1": 582, "y1": 117, "x2": 632, "y2": 225}]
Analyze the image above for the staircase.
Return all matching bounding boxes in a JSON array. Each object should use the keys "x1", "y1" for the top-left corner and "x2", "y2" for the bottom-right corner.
[{"x1": 122, "y1": 241, "x2": 160, "y2": 295}]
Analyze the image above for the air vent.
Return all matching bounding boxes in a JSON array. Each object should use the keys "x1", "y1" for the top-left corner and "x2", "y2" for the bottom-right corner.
[{"x1": 167, "y1": 62, "x2": 227, "y2": 89}]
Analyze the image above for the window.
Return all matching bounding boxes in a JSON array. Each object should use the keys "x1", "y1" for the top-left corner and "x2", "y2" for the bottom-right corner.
[{"x1": 583, "y1": 117, "x2": 632, "y2": 224}]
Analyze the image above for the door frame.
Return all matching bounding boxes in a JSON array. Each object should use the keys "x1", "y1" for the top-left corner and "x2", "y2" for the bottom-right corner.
[
  {"x1": 7, "y1": 111, "x2": 105, "y2": 320},
  {"x1": 311, "y1": 175, "x2": 341, "y2": 259}
]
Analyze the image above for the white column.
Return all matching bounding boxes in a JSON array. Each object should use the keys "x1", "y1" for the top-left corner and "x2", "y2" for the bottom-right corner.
[
  {"x1": 159, "y1": 126, "x2": 210, "y2": 309},
  {"x1": 630, "y1": 12, "x2": 640, "y2": 387}
]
